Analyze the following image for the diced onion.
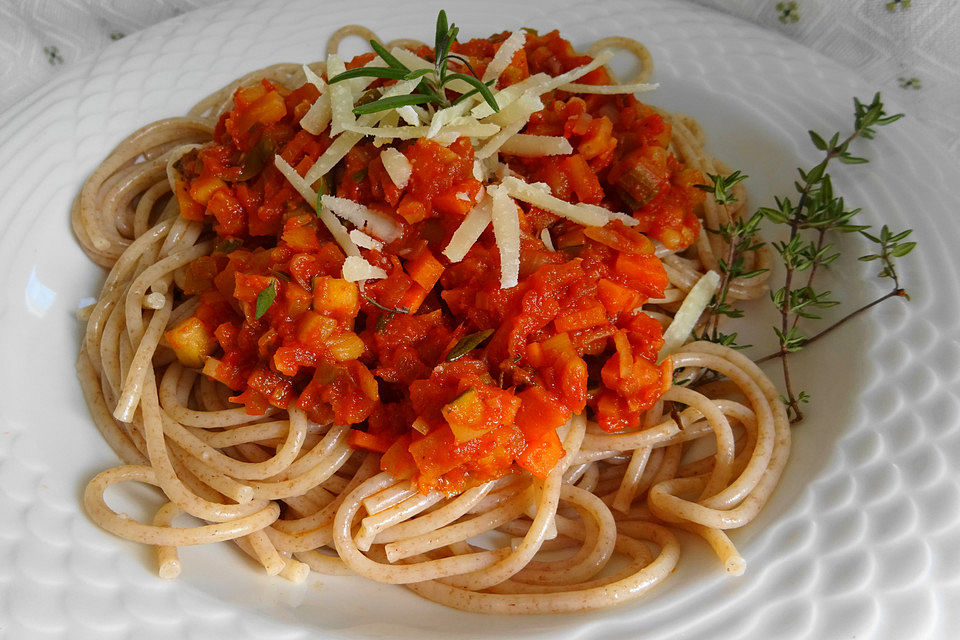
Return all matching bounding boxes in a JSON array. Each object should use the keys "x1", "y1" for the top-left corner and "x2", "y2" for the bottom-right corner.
[
  {"x1": 657, "y1": 270, "x2": 721, "y2": 362},
  {"x1": 490, "y1": 186, "x2": 520, "y2": 288},
  {"x1": 443, "y1": 197, "x2": 492, "y2": 263},
  {"x1": 498, "y1": 134, "x2": 573, "y2": 157},
  {"x1": 540, "y1": 227, "x2": 555, "y2": 251},
  {"x1": 342, "y1": 256, "x2": 387, "y2": 281},
  {"x1": 380, "y1": 147, "x2": 412, "y2": 189}
]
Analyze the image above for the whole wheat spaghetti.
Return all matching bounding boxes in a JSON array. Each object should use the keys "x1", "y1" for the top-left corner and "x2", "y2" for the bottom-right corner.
[{"x1": 76, "y1": 17, "x2": 788, "y2": 615}]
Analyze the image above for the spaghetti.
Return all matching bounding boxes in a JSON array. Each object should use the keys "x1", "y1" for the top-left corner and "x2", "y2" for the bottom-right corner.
[{"x1": 75, "y1": 19, "x2": 788, "y2": 615}]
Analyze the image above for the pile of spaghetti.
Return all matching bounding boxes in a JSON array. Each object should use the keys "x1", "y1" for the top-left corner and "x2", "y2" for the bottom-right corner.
[{"x1": 75, "y1": 17, "x2": 789, "y2": 614}]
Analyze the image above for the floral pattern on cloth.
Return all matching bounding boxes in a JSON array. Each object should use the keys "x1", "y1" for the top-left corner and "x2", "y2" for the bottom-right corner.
[{"x1": 0, "y1": 0, "x2": 957, "y2": 159}]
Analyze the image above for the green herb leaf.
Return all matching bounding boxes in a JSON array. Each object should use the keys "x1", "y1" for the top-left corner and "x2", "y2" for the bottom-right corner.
[
  {"x1": 369, "y1": 39, "x2": 409, "y2": 71},
  {"x1": 352, "y1": 93, "x2": 434, "y2": 115},
  {"x1": 255, "y1": 281, "x2": 277, "y2": 319},
  {"x1": 215, "y1": 238, "x2": 242, "y2": 254},
  {"x1": 808, "y1": 130, "x2": 828, "y2": 151},
  {"x1": 328, "y1": 66, "x2": 412, "y2": 84},
  {"x1": 445, "y1": 329, "x2": 494, "y2": 361},
  {"x1": 445, "y1": 73, "x2": 499, "y2": 112}
]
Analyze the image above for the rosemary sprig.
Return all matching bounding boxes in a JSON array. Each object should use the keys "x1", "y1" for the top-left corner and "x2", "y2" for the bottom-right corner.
[
  {"x1": 327, "y1": 10, "x2": 499, "y2": 115},
  {"x1": 757, "y1": 92, "x2": 910, "y2": 421}
]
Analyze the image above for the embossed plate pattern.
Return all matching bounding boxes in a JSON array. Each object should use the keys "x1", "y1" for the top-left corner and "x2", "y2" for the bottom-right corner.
[{"x1": 0, "y1": 0, "x2": 958, "y2": 638}]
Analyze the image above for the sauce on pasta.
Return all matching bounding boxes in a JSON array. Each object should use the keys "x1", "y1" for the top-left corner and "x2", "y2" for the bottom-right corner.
[{"x1": 75, "y1": 16, "x2": 790, "y2": 615}]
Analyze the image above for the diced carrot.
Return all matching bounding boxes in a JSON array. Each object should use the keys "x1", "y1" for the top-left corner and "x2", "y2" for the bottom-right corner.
[
  {"x1": 514, "y1": 386, "x2": 571, "y2": 441},
  {"x1": 517, "y1": 429, "x2": 564, "y2": 478},
  {"x1": 597, "y1": 278, "x2": 641, "y2": 315},
  {"x1": 348, "y1": 429, "x2": 393, "y2": 453},
  {"x1": 405, "y1": 249, "x2": 444, "y2": 291}
]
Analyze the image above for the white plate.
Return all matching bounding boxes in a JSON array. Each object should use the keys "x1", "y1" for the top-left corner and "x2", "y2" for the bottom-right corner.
[{"x1": 1, "y1": 0, "x2": 958, "y2": 638}]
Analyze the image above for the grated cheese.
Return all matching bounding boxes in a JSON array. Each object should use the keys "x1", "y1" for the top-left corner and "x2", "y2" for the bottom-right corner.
[
  {"x1": 397, "y1": 105, "x2": 420, "y2": 126},
  {"x1": 498, "y1": 134, "x2": 573, "y2": 157},
  {"x1": 558, "y1": 81, "x2": 659, "y2": 95},
  {"x1": 657, "y1": 270, "x2": 721, "y2": 362},
  {"x1": 480, "y1": 92, "x2": 542, "y2": 128},
  {"x1": 349, "y1": 229, "x2": 384, "y2": 251},
  {"x1": 482, "y1": 30, "x2": 527, "y2": 83},
  {"x1": 342, "y1": 120, "x2": 500, "y2": 141},
  {"x1": 380, "y1": 147, "x2": 412, "y2": 189},
  {"x1": 490, "y1": 185, "x2": 521, "y2": 288},
  {"x1": 304, "y1": 131, "x2": 363, "y2": 184},
  {"x1": 475, "y1": 118, "x2": 527, "y2": 160},
  {"x1": 443, "y1": 196, "x2": 492, "y2": 263},
  {"x1": 499, "y1": 176, "x2": 610, "y2": 226},
  {"x1": 342, "y1": 256, "x2": 388, "y2": 281},
  {"x1": 300, "y1": 91, "x2": 332, "y2": 135},
  {"x1": 471, "y1": 73, "x2": 550, "y2": 119},
  {"x1": 326, "y1": 54, "x2": 355, "y2": 137},
  {"x1": 322, "y1": 195, "x2": 402, "y2": 242},
  {"x1": 274, "y1": 156, "x2": 360, "y2": 257}
]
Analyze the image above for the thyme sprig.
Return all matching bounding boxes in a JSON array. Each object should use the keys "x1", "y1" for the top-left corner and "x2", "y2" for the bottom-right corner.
[
  {"x1": 696, "y1": 171, "x2": 767, "y2": 349},
  {"x1": 758, "y1": 92, "x2": 911, "y2": 421},
  {"x1": 694, "y1": 94, "x2": 914, "y2": 423},
  {"x1": 328, "y1": 10, "x2": 499, "y2": 115}
]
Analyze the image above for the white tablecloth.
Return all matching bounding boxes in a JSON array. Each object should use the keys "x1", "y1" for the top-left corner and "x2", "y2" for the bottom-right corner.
[{"x1": 2, "y1": 0, "x2": 957, "y2": 159}]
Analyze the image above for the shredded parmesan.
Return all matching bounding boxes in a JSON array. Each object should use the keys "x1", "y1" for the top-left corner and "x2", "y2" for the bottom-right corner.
[
  {"x1": 322, "y1": 195, "x2": 401, "y2": 242},
  {"x1": 498, "y1": 134, "x2": 573, "y2": 157},
  {"x1": 658, "y1": 270, "x2": 721, "y2": 362},
  {"x1": 500, "y1": 176, "x2": 610, "y2": 226},
  {"x1": 489, "y1": 186, "x2": 520, "y2": 288},
  {"x1": 471, "y1": 73, "x2": 550, "y2": 119},
  {"x1": 349, "y1": 229, "x2": 384, "y2": 251},
  {"x1": 530, "y1": 50, "x2": 615, "y2": 95},
  {"x1": 558, "y1": 81, "x2": 659, "y2": 95},
  {"x1": 475, "y1": 119, "x2": 527, "y2": 160},
  {"x1": 300, "y1": 92, "x2": 332, "y2": 135},
  {"x1": 443, "y1": 196, "x2": 493, "y2": 263},
  {"x1": 342, "y1": 256, "x2": 387, "y2": 281},
  {"x1": 342, "y1": 121, "x2": 500, "y2": 141},
  {"x1": 427, "y1": 102, "x2": 473, "y2": 138},
  {"x1": 397, "y1": 105, "x2": 420, "y2": 126},
  {"x1": 482, "y1": 30, "x2": 527, "y2": 83},
  {"x1": 302, "y1": 64, "x2": 325, "y2": 90},
  {"x1": 275, "y1": 156, "x2": 361, "y2": 258},
  {"x1": 304, "y1": 131, "x2": 363, "y2": 184},
  {"x1": 326, "y1": 54, "x2": 355, "y2": 137},
  {"x1": 380, "y1": 147, "x2": 412, "y2": 189},
  {"x1": 481, "y1": 93, "x2": 542, "y2": 127},
  {"x1": 274, "y1": 155, "x2": 318, "y2": 205}
]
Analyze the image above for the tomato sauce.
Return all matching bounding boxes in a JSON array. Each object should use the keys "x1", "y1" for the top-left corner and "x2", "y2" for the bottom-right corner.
[{"x1": 164, "y1": 30, "x2": 704, "y2": 493}]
